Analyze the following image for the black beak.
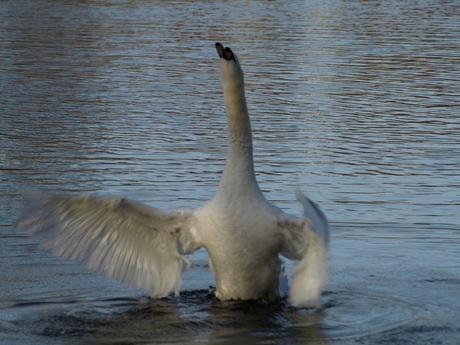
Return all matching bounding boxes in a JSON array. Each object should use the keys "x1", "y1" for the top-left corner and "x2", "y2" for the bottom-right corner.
[{"x1": 215, "y1": 42, "x2": 236, "y2": 62}]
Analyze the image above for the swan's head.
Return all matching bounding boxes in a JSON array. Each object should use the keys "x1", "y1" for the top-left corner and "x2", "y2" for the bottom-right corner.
[{"x1": 215, "y1": 42, "x2": 244, "y2": 90}]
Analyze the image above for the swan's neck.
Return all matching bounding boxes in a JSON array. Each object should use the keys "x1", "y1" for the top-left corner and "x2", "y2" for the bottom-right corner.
[{"x1": 218, "y1": 79, "x2": 259, "y2": 196}]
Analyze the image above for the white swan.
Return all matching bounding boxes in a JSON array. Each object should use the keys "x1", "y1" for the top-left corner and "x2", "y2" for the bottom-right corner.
[{"x1": 17, "y1": 43, "x2": 329, "y2": 308}]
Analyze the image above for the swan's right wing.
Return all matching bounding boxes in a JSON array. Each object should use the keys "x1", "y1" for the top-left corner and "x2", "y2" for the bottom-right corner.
[
  {"x1": 279, "y1": 190, "x2": 329, "y2": 308},
  {"x1": 16, "y1": 192, "x2": 201, "y2": 298}
]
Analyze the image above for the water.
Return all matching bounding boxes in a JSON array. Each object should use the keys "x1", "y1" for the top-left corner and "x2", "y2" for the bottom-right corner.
[{"x1": 1, "y1": 0, "x2": 459, "y2": 344}]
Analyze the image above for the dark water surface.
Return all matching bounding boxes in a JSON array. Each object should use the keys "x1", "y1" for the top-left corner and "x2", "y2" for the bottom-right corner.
[{"x1": 1, "y1": 0, "x2": 459, "y2": 344}]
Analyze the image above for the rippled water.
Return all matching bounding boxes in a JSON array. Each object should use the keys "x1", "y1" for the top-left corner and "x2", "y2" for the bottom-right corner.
[{"x1": 1, "y1": 0, "x2": 459, "y2": 344}]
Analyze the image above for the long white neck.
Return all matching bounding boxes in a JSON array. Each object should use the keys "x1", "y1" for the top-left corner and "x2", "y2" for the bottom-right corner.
[{"x1": 217, "y1": 61, "x2": 260, "y2": 197}]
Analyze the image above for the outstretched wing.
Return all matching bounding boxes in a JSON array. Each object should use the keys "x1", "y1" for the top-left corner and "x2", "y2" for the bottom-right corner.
[
  {"x1": 279, "y1": 189, "x2": 329, "y2": 308},
  {"x1": 16, "y1": 191, "x2": 201, "y2": 298}
]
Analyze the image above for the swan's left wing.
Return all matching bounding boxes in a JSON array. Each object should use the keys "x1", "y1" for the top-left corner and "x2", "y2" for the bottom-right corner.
[
  {"x1": 16, "y1": 192, "x2": 201, "y2": 298},
  {"x1": 279, "y1": 190, "x2": 329, "y2": 308}
]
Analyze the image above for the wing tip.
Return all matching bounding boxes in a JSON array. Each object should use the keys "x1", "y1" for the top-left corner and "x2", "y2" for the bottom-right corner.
[{"x1": 295, "y1": 189, "x2": 329, "y2": 245}]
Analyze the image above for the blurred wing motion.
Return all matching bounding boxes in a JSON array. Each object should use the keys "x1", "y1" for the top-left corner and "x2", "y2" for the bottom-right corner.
[
  {"x1": 279, "y1": 189, "x2": 329, "y2": 308},
  {"x1": 16, "y1": 192, "x2": 201, "y2": 297}
]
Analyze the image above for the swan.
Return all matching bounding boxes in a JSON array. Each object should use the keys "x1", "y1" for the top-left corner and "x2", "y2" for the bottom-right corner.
[{"x1": 17, "y1": 42, "x2": 329, "y2": 308}]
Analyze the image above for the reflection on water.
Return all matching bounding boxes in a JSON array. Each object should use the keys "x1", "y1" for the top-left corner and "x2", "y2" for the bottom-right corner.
[
  {"x1": 1, "y1": 0, "x2": 459, "y2": 344},
  {"x1": 2, "y1": 290, "x2": 426, "y2": 344}
]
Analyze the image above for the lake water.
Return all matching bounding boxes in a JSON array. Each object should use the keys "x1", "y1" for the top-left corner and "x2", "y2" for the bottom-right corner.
[{"x1": 1, "y1": 0, "x2": 459, "y2": 344}]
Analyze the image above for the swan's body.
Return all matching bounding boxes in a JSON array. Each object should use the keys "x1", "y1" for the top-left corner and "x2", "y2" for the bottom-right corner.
[{"x1": 17, "y1": 43, "x2": 329, "y2": 307}]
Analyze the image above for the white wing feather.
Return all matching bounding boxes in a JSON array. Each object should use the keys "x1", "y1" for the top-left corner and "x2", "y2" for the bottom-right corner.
[
  {"x1": 16, "y1": 191, "x2": 201, "y2": 298},
  {"x1": 280, "y1": 189, "x2": 329, "y2": 308}
]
